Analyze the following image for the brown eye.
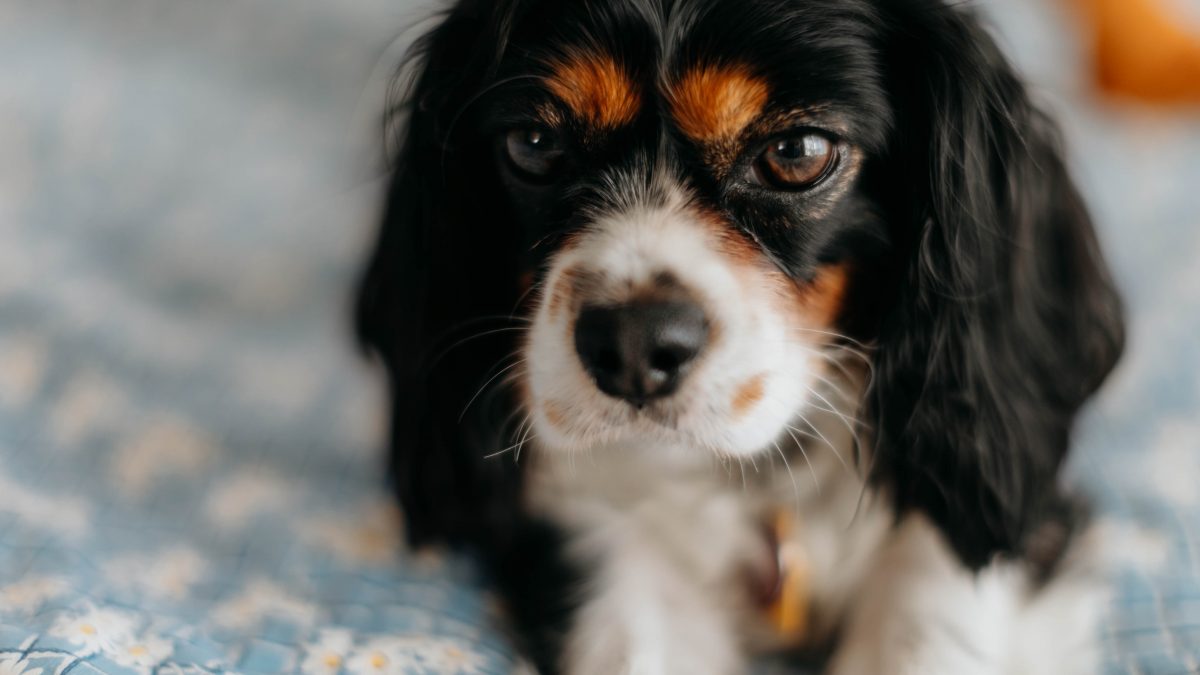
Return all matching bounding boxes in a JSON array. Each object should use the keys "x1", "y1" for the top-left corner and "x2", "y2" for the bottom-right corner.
[
  {"x1": 504, "y1": 128, "x2": 564, "y2": 179},
  {"x1": 755, "y1": 133, "x2": 837, "y2": 189}
]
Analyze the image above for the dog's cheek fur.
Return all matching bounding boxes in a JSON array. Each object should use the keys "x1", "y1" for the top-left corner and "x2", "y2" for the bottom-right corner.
[{"x1": 866, "y1": 2, "x2": 1125, "y2": 569}]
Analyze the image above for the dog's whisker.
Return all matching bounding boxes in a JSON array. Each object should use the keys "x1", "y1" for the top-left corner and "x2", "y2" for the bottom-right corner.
[
  {"x1": 805, "y1": 366, "x2": 861, "y2": 404},
  {"x1": 814, "y1": 340, "x2": 874, "y2": 363},
  {"x1": 485, "y1": 412, "x2": 533, "y2": 460},
  {"x1": 432, "y1": 316, "x2": 533, "y2": 340},
  {"x1": 788, "y1": 326, "x2": 874, "y2": 350},
  {"x1": 746, "y1": 386, "x2": 856, "y2": 479},
  {"x1": 790, "y1": 416, "x2": 852, "y2": 476},
  {"x1": 459, "y1": 358, "x2": 527, "y2": 423},
  {"x1": 817, "y1": 351, "x2": 864, "y2": 387},
  {"x1": 797, "y1": 378, "x2": 871, "y2": 455},
  {"x1": 427, "y1": 325, "x2": 529, "y2": 370},
  {"x1": 782, "y1": 425, "x2": 821, "y2": 496},
  {"x1": 772, "y1": 439, "x2": 802, "y2": 517},
  {"x1": 511, "y1": 277, "x2": 548, "y2": 317},
  {"x1": 817, "y1": 349, "x2": 877, "y2": 395},
  {"x1": 802, "y1": 383, "x2": 870, "y2": 452},
  {"x1": 513, "y1": 416, "x2": 538, "y2": 465},
  {"x1": 799, "y1": 406, "x2": 868, "y2": 472}
]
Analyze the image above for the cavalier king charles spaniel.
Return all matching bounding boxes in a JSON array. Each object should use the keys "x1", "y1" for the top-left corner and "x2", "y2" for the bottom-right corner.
[{"x1": 355, "y1": 0, "x2": 1126, "y2": 672}]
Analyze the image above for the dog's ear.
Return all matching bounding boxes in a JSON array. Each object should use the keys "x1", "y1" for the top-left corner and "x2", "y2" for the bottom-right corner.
[
  {"x1": 869, "y1": 3, "x2": 1125, "y2": 569},
  {"x1": 355, "y1": 0, "x2": 528, "y2": 548}
]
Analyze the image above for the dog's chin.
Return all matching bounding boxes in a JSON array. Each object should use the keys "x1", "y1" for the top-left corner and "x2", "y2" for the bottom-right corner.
[{"x1": 525, "y1": 375, "x2": 814, "y2": 461}]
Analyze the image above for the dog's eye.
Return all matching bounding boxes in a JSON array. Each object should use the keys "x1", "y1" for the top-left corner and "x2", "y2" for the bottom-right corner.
[
  {"x1": 754, "y1": 133, "x2": 837, "y2": 190},
  {"x1": 504, "y1": 128, "x2": 564, "y2": 180}
]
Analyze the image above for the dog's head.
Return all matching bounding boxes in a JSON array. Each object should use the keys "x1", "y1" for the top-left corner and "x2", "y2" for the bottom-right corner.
[{"x1": 357, "y1": 0, "x2": 1124, "y2": 568}]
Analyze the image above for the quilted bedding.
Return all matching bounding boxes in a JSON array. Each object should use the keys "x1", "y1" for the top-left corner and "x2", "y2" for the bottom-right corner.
[{"x1": 1, "y1": 1, "x2": 1198, "y2": 673}]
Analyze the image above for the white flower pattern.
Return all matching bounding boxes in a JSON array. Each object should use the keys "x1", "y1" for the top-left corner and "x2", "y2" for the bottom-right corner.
[
  {"x1": 301, "y1": 629, "x2": 353, "y2": 675},
  {"x1": 106, "y1": 633, "x2": 174, "y2": 675},
  {"x1": 414, "y1": 638, "x2": 488, "y2": 674},
  {"x1": 345, "y1": 637, "x2": 420, "y2": 675},
  {"x1": 48, "y1": 606, "x2": 138, "y2": 656}
]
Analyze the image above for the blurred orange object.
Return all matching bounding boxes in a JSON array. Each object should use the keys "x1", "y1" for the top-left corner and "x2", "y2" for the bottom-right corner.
[{"x1": 1075, "y1": 0, "x2": 1200, "y2": 103}]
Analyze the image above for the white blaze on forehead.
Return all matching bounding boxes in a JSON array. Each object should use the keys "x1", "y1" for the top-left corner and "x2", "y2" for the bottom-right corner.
[{"x1": 575, "y1": 203, "x2": 740, "y2": 303}]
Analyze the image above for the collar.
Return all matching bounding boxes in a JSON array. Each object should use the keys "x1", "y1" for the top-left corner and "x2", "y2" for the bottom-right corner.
[{"x1": 754, "y1": 510, "x2": 811, "y2": 644}]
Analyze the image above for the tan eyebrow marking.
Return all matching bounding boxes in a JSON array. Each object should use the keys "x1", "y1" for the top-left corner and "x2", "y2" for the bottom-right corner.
[
  {"x1": 546, "y1": 51, "x2": 640, "y2": 129},
  {"x1": 668, "y1": 64, "x2": 770, "y2": 143}
]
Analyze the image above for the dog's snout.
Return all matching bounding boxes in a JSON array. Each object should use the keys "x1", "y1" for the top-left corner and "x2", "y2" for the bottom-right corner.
[{"x1": 574, "y1": 301, "x2": 709, "y2": 406}]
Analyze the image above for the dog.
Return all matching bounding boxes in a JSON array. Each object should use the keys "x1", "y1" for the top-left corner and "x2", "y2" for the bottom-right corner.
[{"x1": 355, "y1": 0, "x2": 1126, "y2": 672}]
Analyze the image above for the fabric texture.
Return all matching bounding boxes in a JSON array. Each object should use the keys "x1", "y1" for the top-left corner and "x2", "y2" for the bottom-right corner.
[{"x1": 1, "y1": 1, "x2": 1197, "y2": 673}]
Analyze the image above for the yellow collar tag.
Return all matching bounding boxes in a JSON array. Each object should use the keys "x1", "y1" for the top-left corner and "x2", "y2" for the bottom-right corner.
[{"x1": 764, "y1": 511, "x2": 810, "y2": 643}]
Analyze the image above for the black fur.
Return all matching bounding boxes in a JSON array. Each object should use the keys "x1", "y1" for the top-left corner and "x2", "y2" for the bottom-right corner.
[
  {"x1": 355, "y1": 0, "x2": 1125, "y2": 666},
  {"x1": 356, "y1": 1, "x2": 528, "y2": 549},
  {"x1": 354, "y1": 3, "x2": 584, "y2": 666},
  {"x1": 867, "y1": 3, "x2": 1125, "y2": 569}
]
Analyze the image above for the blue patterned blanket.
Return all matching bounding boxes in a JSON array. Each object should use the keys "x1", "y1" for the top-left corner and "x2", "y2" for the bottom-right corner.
[{"x1": 1, "y1": 1, "x2": 1197, "y2": 673}]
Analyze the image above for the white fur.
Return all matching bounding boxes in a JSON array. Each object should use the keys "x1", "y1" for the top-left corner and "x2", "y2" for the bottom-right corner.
[
  {"x1": 828, "y1": 515, "x2": 1107, "y2": 675},
  {"x1": 520, "y1": 174, "x2": 1106, "y2": 674}
]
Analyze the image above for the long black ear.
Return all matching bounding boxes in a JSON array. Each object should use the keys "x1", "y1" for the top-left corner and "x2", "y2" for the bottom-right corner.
[
  {"x1": 869, "y1": 3, "x2": 1125, "y2": 569},
  {"x1": 355, "y1": 0, "x2": 528, "y2": 549}
]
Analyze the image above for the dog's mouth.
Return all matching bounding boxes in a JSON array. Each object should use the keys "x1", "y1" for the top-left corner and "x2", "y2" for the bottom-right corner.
[{"x1": 526, "y1": 357, "x2": 803, "y2": 459}]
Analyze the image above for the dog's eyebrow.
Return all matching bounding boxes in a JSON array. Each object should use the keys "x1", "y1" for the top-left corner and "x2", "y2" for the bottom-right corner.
[
  {"x1": 667, "y1": 63, "x2": 770, "y2": 144},
  {"x1": 546, "y1": 50, "x2": 641, "y2": 130}
]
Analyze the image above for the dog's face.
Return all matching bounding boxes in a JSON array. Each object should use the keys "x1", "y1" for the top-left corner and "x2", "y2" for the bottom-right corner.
[
  {"x1": 358, "y1": 0, "x2": 1125, "y2": 567},
  {"x1": 500, "y1": 2, "x2": 892, "y2": 457}
]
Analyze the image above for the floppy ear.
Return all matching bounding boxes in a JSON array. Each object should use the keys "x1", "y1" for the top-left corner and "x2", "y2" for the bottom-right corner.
[
  {"x1": 869, "y1": 4, "x2": 1125, "y2": 569},
  {"x1": 355, "y1": 0, "x2": 528, "y2": 549}
]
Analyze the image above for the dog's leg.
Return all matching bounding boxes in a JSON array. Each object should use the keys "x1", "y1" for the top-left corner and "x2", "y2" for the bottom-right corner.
[
  {"x1": 561, "y1": 536, "x2": 742, "y2": 675},
  {"x1": 826, "y1": 514, "x2": 1104, "y2": 675},
  {"x1": 556, "y1": 490, "x2": 756, "y2": 675}
]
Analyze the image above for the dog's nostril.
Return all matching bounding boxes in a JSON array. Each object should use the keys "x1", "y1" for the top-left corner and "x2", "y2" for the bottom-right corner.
[
  {"x1": 649, "y1": 346, "x2": 687, "y2": 375},
  {"x1": 592, "y1": 348, "x2": 623, "y2": 375},
  {"x1": 573, "y1": 301, "x2": 709, "y2": 405}
]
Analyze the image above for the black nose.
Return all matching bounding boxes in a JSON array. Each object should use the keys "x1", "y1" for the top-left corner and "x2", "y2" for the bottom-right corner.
[{"x1": 573, "y1": 301, "x2": 709, "y2": 406}]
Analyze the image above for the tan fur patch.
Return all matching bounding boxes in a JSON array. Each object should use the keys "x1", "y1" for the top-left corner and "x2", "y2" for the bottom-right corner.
[
  {"x1": 731, "y1": 374, "x2": 767, "y2": 418},
  {"x1": 547, "y1": 52, "x2": 640, "y2": 129},
  {"x1": 669, "y1": 64, "x2": 770, "y2": 143},
  {"x1": 548, "y1": 265, "x2": 585, "y2": 320},
  {"x1": 702, "y1": 212, "x2": 851, "y2": 330},
  {"x1": 543, "y1": 399, "x2": 568, "y2": 429},
  {"x1": 798, "y1": 263, "x2": 850, "y2": 327}
]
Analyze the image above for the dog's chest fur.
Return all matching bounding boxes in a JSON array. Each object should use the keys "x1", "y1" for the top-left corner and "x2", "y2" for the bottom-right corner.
[{"x1": 524, "y1": 400, "x2": 892, "y2": 657}]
